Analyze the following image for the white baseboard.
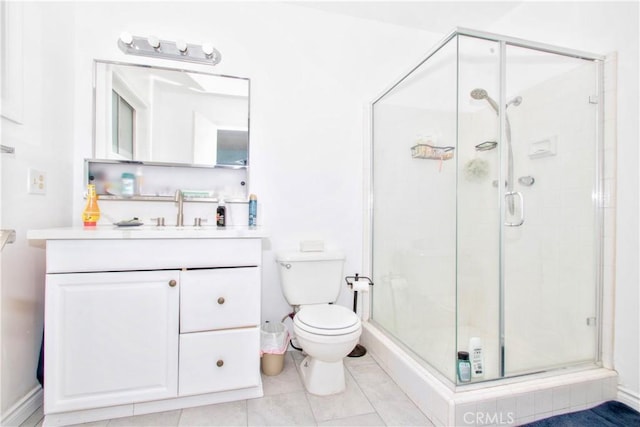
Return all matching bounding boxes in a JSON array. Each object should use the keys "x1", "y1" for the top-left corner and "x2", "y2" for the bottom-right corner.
[
  {"x1": 1, "y1": 386, "x2": 43, "y2": 427},
  {"x1": 617, "y1": 386, "x2": 640, "y2": 411}
]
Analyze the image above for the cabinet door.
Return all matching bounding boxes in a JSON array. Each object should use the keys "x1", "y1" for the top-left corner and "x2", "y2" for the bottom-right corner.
[
  {"x1": 179, "y1": 327, "x2": 260, "y2": 396},
  {"x1": 180, "y1": 267, "x2": 260, "y2": 333},
  {"x1": 44, "y1": 270, "x2": 179, "y2": 413}
]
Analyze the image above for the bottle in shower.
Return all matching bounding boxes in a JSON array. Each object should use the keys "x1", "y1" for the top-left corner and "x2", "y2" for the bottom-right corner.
[
  {"x1": 457, "y1": 351, "x2": 471, "y2": 383},
  {"x1": 469, "y1": 337, "x2": 484, "y2": 378}
]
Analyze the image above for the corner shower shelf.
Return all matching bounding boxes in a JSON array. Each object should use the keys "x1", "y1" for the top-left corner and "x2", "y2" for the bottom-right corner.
[{"x1": 411, "y1": 144, "x2": 455, "y2": 160}]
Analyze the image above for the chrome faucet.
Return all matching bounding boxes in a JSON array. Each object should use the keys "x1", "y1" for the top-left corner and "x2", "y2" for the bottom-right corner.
[{"x1": 174, "y1": 190, "x2": 184, "y2": 227}]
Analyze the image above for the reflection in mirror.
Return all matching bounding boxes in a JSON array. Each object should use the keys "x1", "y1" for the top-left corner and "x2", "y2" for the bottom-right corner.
[{"x1": 94, "y1": 60, "x2": 249, "y2": 167}]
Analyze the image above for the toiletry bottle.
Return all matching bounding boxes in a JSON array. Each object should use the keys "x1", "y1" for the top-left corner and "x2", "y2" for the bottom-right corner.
[
  {"x1": 248, "y1": 194, "x2": 257, "y2": 227},
  {"x1": 135, "y1": 167, "x2": 144, "y2": 195},
  {"x1": 457, "y1": 351, "x2": 471, "y2": 383},
  {"x1": 216, "y1": 200, "x2": 226, "y2": 227},
  {"x1": 469, "y1": 337, "x2": 484, "y2": 378},
  {"x1": 121, "y1": 173, "x2": 135, "y2": 197},
  {"x1": 82, "y1": 183, "x2": 101, "y2": 227}
]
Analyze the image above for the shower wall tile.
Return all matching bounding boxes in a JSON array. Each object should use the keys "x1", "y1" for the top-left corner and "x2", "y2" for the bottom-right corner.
[
  {"x1": 454, "y1": 402, "x2": 477, "y2": 426},
  {"x1": 475, "y1": 398, "x2": 497, "y2": 426},
  {"x1": 585, "y1": 379, "x2": 603, "y2": 404},
  {"x1": 496, "y1": 395, "x2": 517, "y2": 420},
  {"x1": 515, "y1": 392, "x2": 535, "y2": 418},
  {"x1": 570, "y1": 382, "x2": 588, "y2": 407},
  {"x1": 551, "y1": 385, "x2": 571, "y2": 410},
  {"x1": 603, "y1": 376, "x2": 618, "y2": 400},
  {"x1": 533, "y1": 389, "x2": 553, "y2": 414}
]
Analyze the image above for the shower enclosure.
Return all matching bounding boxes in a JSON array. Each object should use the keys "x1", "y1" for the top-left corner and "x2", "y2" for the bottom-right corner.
[{"x1": 370, "y1": 28, "x2": 604, "y2": 385}]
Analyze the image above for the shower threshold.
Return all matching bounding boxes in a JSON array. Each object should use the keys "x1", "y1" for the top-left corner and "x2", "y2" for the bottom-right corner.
[{"x1": 361, "y1": 322, "x2": 617, "y2": 426}]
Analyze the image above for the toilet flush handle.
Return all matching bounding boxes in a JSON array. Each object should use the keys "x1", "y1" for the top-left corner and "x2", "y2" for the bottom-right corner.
[{"x1": 280, "y1": 262, "x2": 291, "y2": 269}]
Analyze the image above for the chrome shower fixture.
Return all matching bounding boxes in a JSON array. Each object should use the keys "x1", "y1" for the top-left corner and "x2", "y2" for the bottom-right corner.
[
  {"x1": 470, "y1": 87, "x2": 523, "y2": 218},
  {"x1": 475, "y1": 141, "x2": 498, "y2": 151},
  {"x1": 470, "y1": 88, "x2": 522, "y2": 110},
  {"x1": 470, "y1": 88, "x2": 499, "y2": 114},
  {"x1": 117, "y1": 32, "x2": 221, "y2": 65},
  {"x1": 507, "y1": 96, "x2": 523, "y2": 108},
  {"x1": 518, "y1": 176, "x2": 535, "y2": 186}
]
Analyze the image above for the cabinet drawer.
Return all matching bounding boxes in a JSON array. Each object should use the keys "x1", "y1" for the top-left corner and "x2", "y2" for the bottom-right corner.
[
  {"x1": 179, "y1": 328, "x2": 260, "y2": 397},
  {"x1": 180, "y1": 268, "x2": 260, "y2": 333}
]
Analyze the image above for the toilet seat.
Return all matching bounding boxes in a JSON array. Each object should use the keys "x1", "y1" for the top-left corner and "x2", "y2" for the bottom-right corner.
[{"x1": 294, "y1": 304, "x2": 361, "y2": 336}]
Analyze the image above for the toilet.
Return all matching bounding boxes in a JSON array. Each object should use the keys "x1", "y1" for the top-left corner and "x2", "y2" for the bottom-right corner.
[{"x1": 277, "y1": 250, "x2": 361, "y2": 395}]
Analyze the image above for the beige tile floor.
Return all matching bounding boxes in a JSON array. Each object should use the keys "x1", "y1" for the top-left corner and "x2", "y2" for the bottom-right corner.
[{"x1": 21, "y1": 351, "x2": 434, "y2": 427}]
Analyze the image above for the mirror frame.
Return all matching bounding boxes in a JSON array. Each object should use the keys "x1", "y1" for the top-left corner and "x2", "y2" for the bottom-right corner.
[{"x1": 92, "y1": 59, "x2": 251, "y2": 169}]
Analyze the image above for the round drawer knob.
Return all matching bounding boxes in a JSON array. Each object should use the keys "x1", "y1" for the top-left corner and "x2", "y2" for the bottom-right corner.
[
  {"x1": 168, "y1": 279, "x2": 177, "y2": 287},
  {"x1": 217, "y1": 297, "x2": 225, "y2": 305},
  {"x1": 216, "y1": 359, "x2": 224, "y2": 367}
]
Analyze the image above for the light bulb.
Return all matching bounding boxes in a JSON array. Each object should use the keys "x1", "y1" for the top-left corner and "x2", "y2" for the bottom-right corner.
[
  {"x1": 176, "y1": 39, "x2": 188, "y2": 53},
  {"x1": 119, "y1": 31, "x2": 133, "y2": 46},
  {"x1": 148, "y1": 35, "x2": 160, "y2": 49}
]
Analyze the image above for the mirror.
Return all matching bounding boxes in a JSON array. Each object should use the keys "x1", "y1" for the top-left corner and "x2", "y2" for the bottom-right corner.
[{"x1": 94, "y1": 60, "x2": 249, "y2": 167}]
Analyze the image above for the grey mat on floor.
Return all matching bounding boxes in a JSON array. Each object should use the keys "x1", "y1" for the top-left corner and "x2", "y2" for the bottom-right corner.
[{"x1": 523, "y1": 401, "x2": 640, "y2": 426}]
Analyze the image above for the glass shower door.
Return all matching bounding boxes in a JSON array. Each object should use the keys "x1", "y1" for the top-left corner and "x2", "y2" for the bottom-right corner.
[{"x1": 502, "y1": 44, "x2": 600, "y2": 376}]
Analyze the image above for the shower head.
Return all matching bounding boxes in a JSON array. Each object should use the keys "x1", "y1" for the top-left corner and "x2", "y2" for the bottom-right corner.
[
  {"x1": 470, "y1": 88, "x2": 488, "y2": 100},
  {"x1": 507, "y1": 96, "x2": 523, "y2": 108},
  {"x1": 470, "y1": 88, "x2": 499, "y2": 115}
]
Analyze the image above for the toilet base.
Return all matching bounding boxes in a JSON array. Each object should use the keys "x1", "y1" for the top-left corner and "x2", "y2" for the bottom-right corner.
[{"x1": 299, "y1": 355, "x2": 346, "y2": 395}]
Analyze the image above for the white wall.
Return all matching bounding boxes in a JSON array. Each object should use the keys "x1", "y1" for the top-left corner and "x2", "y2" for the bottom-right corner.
[{"x1": 0, "y1": 2, "x2": 75, "y2": 418}]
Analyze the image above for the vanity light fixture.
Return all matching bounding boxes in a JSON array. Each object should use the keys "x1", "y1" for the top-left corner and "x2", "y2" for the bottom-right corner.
[
  {"x1": 148, "y1": 35, "x2": 160, "y2": 50},
  {"x1": 117, "y1": 32, "x2": 221, "y2": 66}
]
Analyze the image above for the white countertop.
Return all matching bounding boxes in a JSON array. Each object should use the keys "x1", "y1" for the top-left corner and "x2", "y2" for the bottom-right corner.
[{"x1": 27, "y1": 225, "x2": 269, "y2": 241}]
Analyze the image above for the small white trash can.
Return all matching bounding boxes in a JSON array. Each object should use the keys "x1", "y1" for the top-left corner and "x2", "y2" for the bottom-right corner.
[{"x1": 260, "y1": 322, "x2": 289, "y2": 376}]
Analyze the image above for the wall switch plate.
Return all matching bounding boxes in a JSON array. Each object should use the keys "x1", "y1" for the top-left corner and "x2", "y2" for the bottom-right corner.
[{"x1": 28, "y1": 168, "x2": 46, "y2": 194}]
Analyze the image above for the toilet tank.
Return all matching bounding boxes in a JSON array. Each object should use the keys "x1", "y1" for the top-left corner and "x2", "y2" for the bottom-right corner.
[{"x1": 276, "y1": 251, "x2": 345, "y2": 305}]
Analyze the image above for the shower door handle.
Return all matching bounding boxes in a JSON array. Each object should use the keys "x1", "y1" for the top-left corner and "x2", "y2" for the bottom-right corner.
[{"x1": 505, "y1": 191, "x2": 524, "y2": 227}]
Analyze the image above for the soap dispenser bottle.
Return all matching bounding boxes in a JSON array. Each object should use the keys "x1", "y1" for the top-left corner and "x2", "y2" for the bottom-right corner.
[{"x1": 82, "y1": 183, "x2": 101, "y2": 227}]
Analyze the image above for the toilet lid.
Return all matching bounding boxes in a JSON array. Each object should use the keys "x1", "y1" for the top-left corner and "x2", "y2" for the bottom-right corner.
[{"x1": 295, "y1": 305, "x2": 360, "y2": 335}]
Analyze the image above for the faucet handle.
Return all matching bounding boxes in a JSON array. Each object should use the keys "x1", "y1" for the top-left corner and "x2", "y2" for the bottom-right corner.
[
  {"x1": 193, "y1": 217, "x2": 208, "y2": 227},
  {"x1": 151, "y1": 217, "x2": 165, "y2": 227}
]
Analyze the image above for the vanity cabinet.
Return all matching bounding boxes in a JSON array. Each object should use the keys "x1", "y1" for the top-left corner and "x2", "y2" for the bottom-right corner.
[{"x1": 28, "y1": 231, "x2": 267, "y2": 426}]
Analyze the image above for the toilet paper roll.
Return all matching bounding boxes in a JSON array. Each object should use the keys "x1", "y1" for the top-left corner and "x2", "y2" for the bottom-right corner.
[{"x1": 351, "y1": 281, "x2": 370, "y2": 292}]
